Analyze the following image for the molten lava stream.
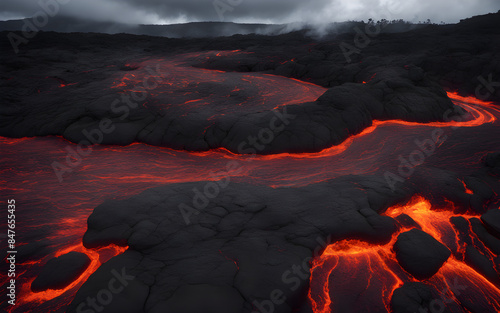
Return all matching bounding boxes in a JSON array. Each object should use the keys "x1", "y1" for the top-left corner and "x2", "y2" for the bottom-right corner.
[
  {"x1": 308, "y1": 238, "x2": 409, "y2": 313},
  {"x1": 308, "y1": 197, "x2": 500, "y2": 313},
  {"x1": 252, "y1": 91, "x2": 497, "y2": 161},
  {"x1": 110, "y1": 50, "x2": 327, "y2": 117},
  {"x1": 1, "y1": 69, "x2": 499, "y2": 313}
]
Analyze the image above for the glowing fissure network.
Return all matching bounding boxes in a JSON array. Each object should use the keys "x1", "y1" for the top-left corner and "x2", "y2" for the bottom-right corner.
[{"x1": 308, "y1": 196, "x2": 500, "y2": 313}]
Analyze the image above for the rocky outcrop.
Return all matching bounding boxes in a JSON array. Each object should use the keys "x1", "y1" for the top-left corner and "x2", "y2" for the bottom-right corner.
[{"x1": 31, "y1": 252, "x2": 91, "y2": 292}]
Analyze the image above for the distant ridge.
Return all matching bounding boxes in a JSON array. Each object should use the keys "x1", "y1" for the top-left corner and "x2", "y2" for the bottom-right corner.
[{"x1": 0, "y1": 16, "x2": 289, "y2": 38}]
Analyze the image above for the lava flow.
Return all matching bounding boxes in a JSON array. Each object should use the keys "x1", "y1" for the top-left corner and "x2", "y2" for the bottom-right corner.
[
  {"x1": 308, "y1": 196, "x2": 500, "y2": 313},
  {"x1": 1, "y1": 62, "x2": 499, "y2": 312},
  {"x1": 14, "y1": 244, "x2": 127, "y2": 309},
  {"x1": 110, "y1": 50, "x2": 326, "y2": 117}
]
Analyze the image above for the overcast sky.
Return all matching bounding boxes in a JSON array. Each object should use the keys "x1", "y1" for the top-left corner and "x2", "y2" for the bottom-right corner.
[{"x1": 1, "y1": 0, "x2": 499, "y2": 25}]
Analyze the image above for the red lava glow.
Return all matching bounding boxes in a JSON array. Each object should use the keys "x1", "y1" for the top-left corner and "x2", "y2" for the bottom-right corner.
[
  {"x1": 18, "y1": 244, "x2": 127, "y2": 305},
  {"x1": 109, "y1": 51, "x2": 326, "y2": 116},
  {"x1": 2, "y1": 241, "x2": 126, "y2": 313},
  {"x1": 1, "y1": 56, "x2": 499, "y2": 312},
  {"x1": 362, "y1": 73, "x2": 377, "y2": 84},
  {"x1": 249, "y1": 91, "x2": 497, "y2": 161},
  {"x1": 308, "y1": 197, "x2": 500, "y2": 313},
  {"x1": 459, "y1": 179, "x2": 474, "y2": 195},
  {"x1": 447, "y1": 91, "x2": 500, "y2": 112}
]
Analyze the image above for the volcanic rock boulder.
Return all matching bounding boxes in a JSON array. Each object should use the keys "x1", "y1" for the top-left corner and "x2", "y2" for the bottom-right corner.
[
  {"x1": 31, "y1": 251, "x2": 91, "y2": 292},
  {"x1": 394, "y1": 229, "x2": 451, "y2": 280}
]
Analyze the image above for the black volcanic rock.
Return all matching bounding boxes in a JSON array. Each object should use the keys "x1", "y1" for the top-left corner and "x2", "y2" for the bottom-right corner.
[
  {"x1": 391, "y1": 282, "x2": 460, "y2": 313},
  {"x1": 464, "y1": 245, "x2": 500, "y2": 287},
  {"x1": 63, "y1": 159, "x2": 500, "y2": 313},
  {"x1": 3, "y1": 12, "x2": 500, "y2": 154},
  {"x1": 31, "y1": 252, "x2": 91, "y2": 292},
  {"x1": 15, "y1": 240, "x2": 51, "y2": 263},
  {"x1": 394, "y1": 214, "x2": 420, "y2": 229},
  {"x1": 67, "y1": 176, "x2": 410, "y2": 313},
  {"x1": 408, "y1": 167, "x2": 495, "y2": 214},
  {"x1": 470, "y1": 217, "x2": 500, "y2": 255},
  {"x1": 450, "y1": 216, "x2": 475, "y2": 253},
  {"x1": 394, "y1": 229, "x2": 451, "y2": 280},
  {"x1": 481, "y1": 209, "x2": 500, "y2": 238},
  {"x1": 0, "y1": 47, "x2": 459, "y2": 155},
  {"x1": 484, "y1": 152, "x2": 500, "y2": 168},
  {"x1": 484, "y1": 152, "x2": 500, "y2": 176},
  {"x1": 1, "y1": 11, "x2": 500, "y2": 313}
]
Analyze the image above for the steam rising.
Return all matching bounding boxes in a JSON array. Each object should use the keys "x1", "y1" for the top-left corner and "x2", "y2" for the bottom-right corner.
[{"x1": 1, "y1": 0, "x2": 499, "y2": 25}]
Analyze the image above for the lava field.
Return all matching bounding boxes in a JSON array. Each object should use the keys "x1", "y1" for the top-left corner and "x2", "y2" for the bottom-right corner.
[{"x1": 1, "y1": 11, "x2": 500, "y2": 313}]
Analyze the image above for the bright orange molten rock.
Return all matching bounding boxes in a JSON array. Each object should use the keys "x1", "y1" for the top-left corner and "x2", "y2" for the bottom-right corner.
[{"x1": 308, "y1": 196, "x2": 500, "y2": 313}]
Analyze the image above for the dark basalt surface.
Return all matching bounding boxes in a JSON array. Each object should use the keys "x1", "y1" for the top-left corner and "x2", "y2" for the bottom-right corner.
[
  {"x1": 394, "y1": 229, "x2": 451, "y2": 280},
  {"x1": 1, "y1": 12, "x2": 499, "y2": 154},
  {"x1": 481, "y1": 209, "x2": 500, "y2": 238},
  {"x1": 484, "y1": 152, "x2": 500, "y2": 177},
  {"x1": 63, "y1": 156, "x2": 500, "y2": 313},
  {"x1": 2, "y1": 11, "x2": 500, "y2": 313},
  {"x1": 56, "y1": 65, "x2": 456, "y2": 154},
  {"x1": 391, "y1": 282, "x2": 462, "y2": 313},
  {"x1": 31, "y1": 252, "x2": 91, "y2": 292}
]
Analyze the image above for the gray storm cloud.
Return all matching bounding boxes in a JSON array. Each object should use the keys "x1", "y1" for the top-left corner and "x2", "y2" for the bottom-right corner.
[{"x1": 0, "y1": 0, "x2": 499, "y2": 24}]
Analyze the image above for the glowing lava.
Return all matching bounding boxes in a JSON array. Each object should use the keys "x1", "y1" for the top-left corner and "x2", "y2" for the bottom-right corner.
[
  {"x1": 308, "y1": 197, "x2": 500, "y2": 313},
  {"x1": 250, "y1": 91, "x2": 498, "y2": 160},
  {"x1": 19, "y1": 244, "x2": 127, "y2": 304},
  {"x1": 109, "y1": 51, "x2": 326, "y2": 116},
  {"x1": 2, "y1": 242, "x2": 127, "y2": 313},
  {"x1": 1, "y1": 56, "x2": 499, "y2": 313},
  {"x1": 459, "y1": 179, "x2": 474, "y2": 195}
]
